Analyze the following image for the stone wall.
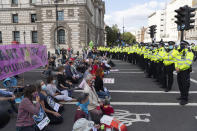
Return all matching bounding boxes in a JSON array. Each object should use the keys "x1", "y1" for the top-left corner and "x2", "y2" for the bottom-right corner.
[{"x1": 0, "y1": 0, "x2": 105, "y2": 53}]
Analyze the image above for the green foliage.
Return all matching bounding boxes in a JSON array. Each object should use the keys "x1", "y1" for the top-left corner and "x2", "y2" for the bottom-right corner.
[
  {"x1": 105, "y1": 25, "x2": 136, "y2": 46},
  {"x1": 121, "y1": 32, "x2": 136, "y2": 45}
]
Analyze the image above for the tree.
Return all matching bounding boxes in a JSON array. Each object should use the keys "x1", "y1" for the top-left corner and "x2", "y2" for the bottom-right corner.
[
  {"x1": 121, "y1": 32, "x2": 136, "y2": 45},
  {"x1": 105, "y1": 25, "x2": 120, "y2": 46},
  {"x1": 105, "y1": 24, "x2": 136, "y2": 46}
]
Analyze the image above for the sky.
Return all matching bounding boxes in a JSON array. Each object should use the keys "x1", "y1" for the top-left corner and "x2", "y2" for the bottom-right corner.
[{"x1": 104, "y1": 0, "x2": 171, "y2": 34}]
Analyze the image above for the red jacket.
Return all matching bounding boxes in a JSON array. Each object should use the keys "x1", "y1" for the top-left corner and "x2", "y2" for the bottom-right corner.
[{"x1": 102, "y1": 105, "x2": 114, "y2": 116}]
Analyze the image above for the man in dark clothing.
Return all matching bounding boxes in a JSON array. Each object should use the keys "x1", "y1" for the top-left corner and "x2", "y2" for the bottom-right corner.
[{"x1": 65, "y1": 61, "x2": 78, "y2": 84}]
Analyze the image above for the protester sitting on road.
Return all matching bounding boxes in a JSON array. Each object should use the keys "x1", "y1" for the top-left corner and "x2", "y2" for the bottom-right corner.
[
  {"x1": 101, "y1": 99, "x2": 114, "y2": 116},
  {"x1": 91, "y1": 59, "x2": 99, "y2": 75},
  {"x1": 73, "y1": 118, "x2": 100, "y2": 131},
  {"x1": 65, "y1": 60, "x2": 79, "y2": 84},
  {"x1": 45, "y1": 76, "x2": 76, "y2": 102},
  {"x1": 16, "y1": 85, "x2": 40, "y2": 131},
  {"x1": 35, "y1": 80, "x2": 63, "y2": 124},
  {"x1": 83, "y1": 74, "x2": 103, "y2": 124},
  {"x1": 74, "y1": 93, "x2": 89, "y2": 122},
  {"x1": 0, "y1": 90, "x2": 15, "y2": 101},
  {"x1": 57, "y1": 66, "x2": 73, "y2": 91},
  {"x1": 95, "y1": 68, "x2": 110, "y2": 99},
  {"x1": 78, "y1": 67, "x2": 92, "y2": 89}
]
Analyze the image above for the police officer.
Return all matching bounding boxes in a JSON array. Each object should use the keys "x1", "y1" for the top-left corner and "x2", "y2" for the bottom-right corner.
[
  {"x1": 175, "y1": 41, "x2": 194, "y2": 105},
  {"x1": 162, "y1": 41, "x2": 179, "y2": 92}
]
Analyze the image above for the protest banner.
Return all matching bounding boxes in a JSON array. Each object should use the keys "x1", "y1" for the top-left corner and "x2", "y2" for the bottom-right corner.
[{"x1": 0, "y1": 44, "x2": 48, "y2": 80}]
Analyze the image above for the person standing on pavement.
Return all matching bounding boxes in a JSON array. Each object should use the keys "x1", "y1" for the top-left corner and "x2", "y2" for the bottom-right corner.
[
  {"x1": 175, "y1": 41, "x2": 194, "y2": 105},
  {"x1": 162, "y1": 41, "x2": 179, "y2": 92}
]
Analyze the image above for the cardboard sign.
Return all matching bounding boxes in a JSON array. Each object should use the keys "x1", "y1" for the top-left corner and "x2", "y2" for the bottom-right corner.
[
  {"x1": 46, "y1": 96, "x2": 60, "y2": 112},
  {"x1": 103, "y1": 78, "x2": 115, "y2": 84},
  {"x1": 33, "y1": 106, "x2": 50, "y2": 130}
]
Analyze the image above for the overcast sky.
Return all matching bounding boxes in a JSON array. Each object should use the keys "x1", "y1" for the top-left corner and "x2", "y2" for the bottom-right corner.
[{"x1": 104, "y1": 0, "x2": 171, "y2": 34}]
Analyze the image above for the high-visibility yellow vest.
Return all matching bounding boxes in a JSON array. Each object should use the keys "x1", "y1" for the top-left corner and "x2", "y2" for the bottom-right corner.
[{"x1": 175, "y1": 49, "x2": 194, "y2": 71}]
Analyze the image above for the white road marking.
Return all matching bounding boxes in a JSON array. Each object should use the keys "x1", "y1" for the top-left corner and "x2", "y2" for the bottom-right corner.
[
  {"x1": 173, "y1": 72, "x2": 197, "y2": 84},
  {"x1": 111, "y1": 72, "x2": 144, "y2": 74},
  {"x1": 61, "y1": 102, "x2": 197, "y2": 106},
  {"x1": 74, "y1": 90, "x2": 197, "y2": 94},
  {"x1": 119, "y1": 69, "x2": 141, "y2": 71},
  {"x1": 113, "y1": 109, "x2": 151, "y2": 126}
]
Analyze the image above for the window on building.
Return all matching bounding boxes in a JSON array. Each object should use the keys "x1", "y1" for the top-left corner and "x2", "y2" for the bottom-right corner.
[
  {"x1": 57, "y1": 29, "x2": 65, "y2": 44},
  {"x1": 12, "y1": 0, "x2": 18, "y2": 5},
  {"x1": 57, "y1": 11, "x2": 64, "y2": 21},
  {"x1": 161, "y1": 19, "x2": 164, "y2": 21},
  {"x1": 30, "y1": 0, "x2": 36, "y2": 4},
  {"x1": 13, "y1": 31, "x2": 20, "y2": 42},
  {"x1": 0, "y1": 32, "x2": 2, "y2": 43},
  {"x1": 12, "y1": 14, "x2": 18, "y2": 23},
  {"x1": 31, "y1": 14, "x2": 37, "y2": 23},
  {"x1": 32, "y1": 31, "x2": 38, "y2": 43}
]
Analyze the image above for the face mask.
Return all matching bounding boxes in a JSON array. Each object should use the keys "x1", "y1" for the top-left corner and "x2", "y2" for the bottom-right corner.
[
  {"x1": 180, "y1": 45, "x2": 185, "y2": 50},
  {"x1": 169, "y1": 45, "x2": 173, "y2": 50},
  {"x1": 154, "y1": 47, "x2": 157, "y2": 50},
  {"x1": 150, "y1": 47, "x2": 153, "y2": 50},
  {"x1": 41, "y1": 84, "x2": 47, "y2": 90},
  {"x1": 52, "y1": 80, "x2": 56, "y2": 84},
  {"x1": 146, "y1": 46, "x2": 149, "y2": 49}
]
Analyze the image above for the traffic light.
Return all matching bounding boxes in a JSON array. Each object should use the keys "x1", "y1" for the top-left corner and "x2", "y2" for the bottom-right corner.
[
  {"x1": 185, "y1": 6, "x2": 195, "y2": 30},
  {"x1": 148, "y1": 25, "x2": 157, "y2": 39},
  {"x1": 174, "y1": 5, "x2": 196, "y2": 31}
]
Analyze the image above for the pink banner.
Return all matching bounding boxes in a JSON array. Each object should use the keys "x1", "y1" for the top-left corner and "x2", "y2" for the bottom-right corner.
[{"x1": 0, "y1": 44, "x2": 48, "y2": 80}]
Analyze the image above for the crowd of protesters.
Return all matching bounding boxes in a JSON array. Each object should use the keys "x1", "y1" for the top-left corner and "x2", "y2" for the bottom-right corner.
[{"x1": 0, "y1": 47, "x2": 118, "y2": 131}]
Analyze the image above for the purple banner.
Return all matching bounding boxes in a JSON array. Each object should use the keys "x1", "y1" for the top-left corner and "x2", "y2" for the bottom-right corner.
[{"x1": 0, "y1": 44, "x2": 48, "y2": 80}]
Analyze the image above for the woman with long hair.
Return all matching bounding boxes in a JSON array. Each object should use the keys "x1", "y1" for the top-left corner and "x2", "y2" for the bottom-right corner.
[
  {"x1": 16, "y1": 85, "x2": 40, "y2": 131},
  {"x1": 94, "y1": 67, "x2": 110, "y2": 99}
]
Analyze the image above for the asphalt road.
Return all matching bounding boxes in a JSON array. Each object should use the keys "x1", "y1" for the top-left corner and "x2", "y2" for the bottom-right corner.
[{"x1": 1, "y1": 60, "x2": 197, "y2": 131}]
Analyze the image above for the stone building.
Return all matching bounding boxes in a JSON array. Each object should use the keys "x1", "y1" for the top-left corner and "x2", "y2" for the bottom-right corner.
[{"x1": 0, "y1": 0, "x2": 105, "y2": 53}]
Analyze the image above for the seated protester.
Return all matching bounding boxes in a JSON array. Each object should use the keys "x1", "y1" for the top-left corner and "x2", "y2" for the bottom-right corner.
[
  {"x1": 78, "y1": 67, "x2": 92, "y2": 89},
  {"x1": 16, "y1": 85, "x2": 40, "y2": 131},
  {"x1": 0, "y1": 90, "x2": 15, "y2": 101},
  {"x1": 95, "y1": 68, "x2": 110, "y2": 99},
  {"x1": 35, "y1": 80, "x2": 63, "y2": 125},
  {"x1": 101, "y1": 100, "x2": 114, "y2": 116},
  {"x1": 45, "y1": 76, "x2": 76, "y2": 102},
  {"x1": 65, "y1": 60, "x2": 79, "y2": 84},
  {"x1": 73, "y1": 118, "x2": 100, "y2": 131},
  {"x1": 74, "y1": 93, "x2": 89, "y2": 122},
  {"x1": 57, "y1": 66, "x2": 74, "y2": 97},
  {"x1": 90, "y1": 60, "x2": 99, "y2": 75},
  {"x1": 83, "y1": 74, "x2": 103, "y2": 124},
  {"x1": 3, "y1": 77, "x2": 18, "y2": 92}
]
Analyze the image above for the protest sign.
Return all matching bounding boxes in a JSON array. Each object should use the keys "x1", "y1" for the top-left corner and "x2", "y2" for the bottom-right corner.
[
  {"x1": 0, "y1": 44, "x2": 48, "y2": 80},
  {"x1": 33, "y1": 106, "x2": 50, "y2": 130},
  {"x1": 46, "y1": 96, "x2": 60, "y2": 112}
]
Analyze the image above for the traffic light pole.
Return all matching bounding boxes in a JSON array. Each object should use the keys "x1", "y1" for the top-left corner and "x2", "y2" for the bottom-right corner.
[{"x1": 181, "y1": 30, "x2": 184, "y2": 41}]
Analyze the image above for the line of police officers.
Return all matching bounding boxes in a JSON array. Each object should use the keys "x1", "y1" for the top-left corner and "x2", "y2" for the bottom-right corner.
[{"x1": 98, "y1": 41, "x2": 197, "y2": 105}]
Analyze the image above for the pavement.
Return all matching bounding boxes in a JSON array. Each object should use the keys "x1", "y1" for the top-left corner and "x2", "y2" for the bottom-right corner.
[{"x1": 1, "y1": 59, "x2": 197, "y2": 131}]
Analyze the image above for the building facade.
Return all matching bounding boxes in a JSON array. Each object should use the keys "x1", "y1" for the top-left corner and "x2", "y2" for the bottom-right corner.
[
  {"x1": 0, "y1": 0, "x2": 105, "y2": 53},
  {"x1": 136, "y1": 27, "x2": 146, "y2": 43},
  {"x1": 143, "y1": 0, "x2": 197, "y2": 43}
]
